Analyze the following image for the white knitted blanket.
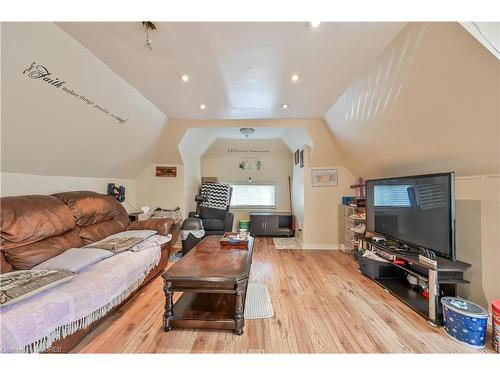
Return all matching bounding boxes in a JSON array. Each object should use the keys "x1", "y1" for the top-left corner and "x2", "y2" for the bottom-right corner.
[{"x1": 0, "y1": 246, "x2": 161, "y2": 353}]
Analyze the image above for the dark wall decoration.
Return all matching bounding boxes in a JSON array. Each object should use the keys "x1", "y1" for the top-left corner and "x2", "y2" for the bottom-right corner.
[
  {"x1": 22, "y1": 62, "x2": 130, "y2": 125},
  {"x1": 156, "y1": 166, "x2": 177, "y2": 177}
]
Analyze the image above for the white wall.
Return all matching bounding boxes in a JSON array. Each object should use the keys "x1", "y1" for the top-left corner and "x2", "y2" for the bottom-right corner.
[
  {"x1": 0, "y1": 172, "x2": 137, "y2": 212},
  {"x1": 135, "y1": 164, "x2": 184, "y2": 214},
  {"x1": 324, "y1": 23, "x2": 499, "y2": 179},
  {"x1": 292, "y1": 155, "x2": 305, "y2": 244},
  {"x1": 201, "y1": 139, "x2": 293, "y2": 229},
  {"x1": 1, "y1": 22, "x2": 168, "y2": 179},
  {"x1": 455, "y1": 176, "x2": 500, "y2": 312},
  {"x1": 301, "y1": 147, "x2": 356, "y2": 249}
]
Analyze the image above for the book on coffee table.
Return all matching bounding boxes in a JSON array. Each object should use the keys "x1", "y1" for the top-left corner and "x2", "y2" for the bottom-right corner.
[{"x1": 220, "y1": 232, "x2": 250, "y2": 249}]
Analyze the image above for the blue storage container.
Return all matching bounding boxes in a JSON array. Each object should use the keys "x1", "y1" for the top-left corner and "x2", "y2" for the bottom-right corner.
[{"x1": 441, "y1": 297, "x2": 489, "y2": 349}]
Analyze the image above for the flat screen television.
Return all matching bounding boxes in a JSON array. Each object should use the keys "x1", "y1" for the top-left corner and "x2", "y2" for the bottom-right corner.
[{"x1": 366, "y1": 172, "x2": 455, "y2": 260}]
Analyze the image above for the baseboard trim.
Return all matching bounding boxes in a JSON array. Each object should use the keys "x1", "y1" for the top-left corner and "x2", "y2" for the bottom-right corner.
[{"x1": 296, "y1": 238, "x2": 340, "y2": 250}]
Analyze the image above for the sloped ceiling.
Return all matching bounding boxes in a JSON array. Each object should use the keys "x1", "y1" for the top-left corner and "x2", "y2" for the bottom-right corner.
[
  {"x1": 57, "y1": 22, "x2": 406, "y2": 119},
  {"x1": 1, "y1": 22, "x2": 168, "y2": 179},
  {"x1": 324, "y1": 22, "x2": 500, "y2": 179}
]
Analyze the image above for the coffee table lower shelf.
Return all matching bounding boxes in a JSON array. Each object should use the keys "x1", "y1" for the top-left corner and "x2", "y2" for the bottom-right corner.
[{"x1": 169, "y1": 292, "x2": 239, "y2": 332}]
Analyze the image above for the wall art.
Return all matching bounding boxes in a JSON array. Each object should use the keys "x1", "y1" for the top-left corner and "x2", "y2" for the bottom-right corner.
[
  {"x1": 156, "y1": 166, "x2": 177, "y2": 177},
  {"x1": 312, "y1": 168, "x2": 338, "y2": 187},
  {"x1": 239, "y1": 160, "x2": 262, "y2": 171}
]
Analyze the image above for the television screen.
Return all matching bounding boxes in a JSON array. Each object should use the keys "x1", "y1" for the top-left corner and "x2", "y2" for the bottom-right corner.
[{"x1": 366, "y1": 173, "x2": 455, "y2": 260}]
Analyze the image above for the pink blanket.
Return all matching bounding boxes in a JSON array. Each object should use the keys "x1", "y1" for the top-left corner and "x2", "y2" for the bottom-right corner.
[{"x1": 0, "y1": 246, "x2": 161, "y2": 353}]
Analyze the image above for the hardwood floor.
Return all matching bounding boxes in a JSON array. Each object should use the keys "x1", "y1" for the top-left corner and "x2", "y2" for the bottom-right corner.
[{"x1": 73, "y1": 237, "x2": 493, "y2": 353}]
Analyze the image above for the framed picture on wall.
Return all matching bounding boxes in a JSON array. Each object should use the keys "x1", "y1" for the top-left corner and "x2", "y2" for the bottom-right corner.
[
  {"x1": 311, "y1": 168, "x2": 338, "y2": 187},
  {"x1": 299, "y1": 149, "x2": 304, "y2": 168},
  {"x1": 156, "y1": 166, "x2": 177, "y2": 177},
  {"x1": 294, "y1": 150, "x2": 299, "y2": 165},
  {"x1": 239, "y1": 160, "x2": 262, "y2": 171}
]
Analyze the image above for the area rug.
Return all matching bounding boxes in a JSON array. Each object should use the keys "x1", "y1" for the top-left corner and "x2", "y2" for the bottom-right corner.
[
  {"x1": 168, "y1": 251, "x2": 183, "y2": 263},
  {"x1": 272, "y1": 237, "x2": 301, "y2": 250},
  {"x1": 244, "y1": 283, "x2": 273, "y2": 319}
]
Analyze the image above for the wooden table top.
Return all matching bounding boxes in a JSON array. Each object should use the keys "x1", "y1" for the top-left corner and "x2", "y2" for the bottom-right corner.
[{"x1": 163, "y1": 235, "x2": 254, "y2": 282}]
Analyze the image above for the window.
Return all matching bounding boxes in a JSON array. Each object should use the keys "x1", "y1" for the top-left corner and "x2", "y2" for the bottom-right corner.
[{"x1": 229, "y1": 184, "x2": 276, "y2": 209}]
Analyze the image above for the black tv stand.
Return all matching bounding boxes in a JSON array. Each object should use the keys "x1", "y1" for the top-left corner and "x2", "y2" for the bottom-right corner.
[{"x1": 358, "y1": 237, "x2": 471, "y2": 326}]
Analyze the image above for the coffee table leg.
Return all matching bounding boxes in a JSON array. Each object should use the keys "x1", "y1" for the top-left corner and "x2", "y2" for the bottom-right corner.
[
  {"x1": 234, "y1": 288, "x2": 245, "y2": 335},
  {"x1": 163, "y1": 281, "x2": 173, "y2": 332}
]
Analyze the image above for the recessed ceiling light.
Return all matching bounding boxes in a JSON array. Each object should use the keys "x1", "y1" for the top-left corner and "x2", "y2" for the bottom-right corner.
[
  {"x1": 307, "y1": 21, "x2": 321, "y2": 29},
  {"x1": 180, "y1": 74, "x2": 190, "y2": 82},
  {"x1": 200, "y1": 104, "x2": 206, "y2": 110},
  {"x1": 290, "y1": 74, "x2": 299, "y2": 82},
  {"x1": 281, "y1": 104, "x2": 289, "y2": 109}
]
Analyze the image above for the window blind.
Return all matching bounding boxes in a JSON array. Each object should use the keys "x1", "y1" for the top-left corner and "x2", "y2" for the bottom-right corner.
[{"x1": 229, "y1": 184, "x2": 276, "y2": 209}]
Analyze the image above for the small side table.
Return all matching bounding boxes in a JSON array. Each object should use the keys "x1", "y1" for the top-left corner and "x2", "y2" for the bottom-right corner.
[{"x1": 128, "y1": 212, "x2": 142, "y2": 222}]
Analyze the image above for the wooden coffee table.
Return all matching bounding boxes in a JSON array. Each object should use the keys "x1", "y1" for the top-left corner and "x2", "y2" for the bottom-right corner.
[{"x1": 162, "y1": 235, "x2": 254, "y2": 335}]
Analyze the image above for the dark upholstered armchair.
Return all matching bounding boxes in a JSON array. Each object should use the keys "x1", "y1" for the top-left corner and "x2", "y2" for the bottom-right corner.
[
  {"x1": 188, "y1": 206, "x2": 234, "y2": 236},
  {"x1": 188, "y1": 184, "x2": 234, "y2": 236}
]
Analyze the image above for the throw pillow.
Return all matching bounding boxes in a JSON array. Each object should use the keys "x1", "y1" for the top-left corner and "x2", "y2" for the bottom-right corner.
[
  {"x1": 33, "y1": 248, "x2": 114, "y2": 272},
  {"x1": 83, "y1": 230, "x2": 157, "y2": 253},
  {"x1": 0, "y1": 269, "x2": 75, "y2": 307},
  {"x1": 129, "y1": 234, "x2": 172, "y2": 252}
]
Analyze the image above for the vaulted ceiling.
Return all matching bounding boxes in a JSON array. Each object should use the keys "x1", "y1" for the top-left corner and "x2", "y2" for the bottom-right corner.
[{"x1": 57, "y1": 22, "x2": 406, "y2": 119}]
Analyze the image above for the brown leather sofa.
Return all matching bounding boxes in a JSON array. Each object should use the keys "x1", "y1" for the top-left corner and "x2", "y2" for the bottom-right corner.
[{"x1": 0, "y1": 191, "x2": 177, "y2": 352}]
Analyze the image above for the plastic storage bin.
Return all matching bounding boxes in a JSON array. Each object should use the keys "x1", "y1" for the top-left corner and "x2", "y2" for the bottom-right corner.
[
  {"x1": 441, "y1": 297, "x2": 489, "y2": 349},
  {"x1": 238, "y1": 219, "x2": 250, "y2": 232},
  {"x1": 180, "y1": 218, "x2": 205, "y2": 256}
]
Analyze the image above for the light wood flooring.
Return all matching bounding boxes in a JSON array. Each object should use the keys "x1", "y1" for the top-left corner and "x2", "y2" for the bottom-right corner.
[{"x1": 73, "y1": 237, "x2": 493, "y2": 353}]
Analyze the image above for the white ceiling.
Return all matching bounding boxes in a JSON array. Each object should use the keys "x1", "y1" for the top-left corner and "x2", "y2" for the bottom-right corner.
[
  {"x1": 460, "y1": 22, "x2": 500, "y2": 59},
  {"x1": 57, "y1": 22, "x2": 407, "y2": 120}
]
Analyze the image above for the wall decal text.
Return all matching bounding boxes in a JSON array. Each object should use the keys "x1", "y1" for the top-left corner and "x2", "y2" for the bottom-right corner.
[{"x1": 22, "y1": 62, "x2": 130, "y2": 125}]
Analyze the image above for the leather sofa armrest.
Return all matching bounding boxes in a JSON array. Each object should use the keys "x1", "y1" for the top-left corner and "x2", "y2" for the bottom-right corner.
[{"x1": 126, "y1": 218, "x2": 174, "y2": 236}]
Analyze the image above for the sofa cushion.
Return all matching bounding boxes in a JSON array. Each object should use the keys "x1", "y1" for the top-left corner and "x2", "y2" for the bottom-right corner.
[
  {"x1": 0, "y1": 269, "x2": 75, "y2": 307},
  {"x1": 199, "y1": 206, "x2": 227, "y2": 221},
  {"x1": 1, "y1": 251, "x2": 13, "y2": 273},
  {"x1": 84, "y1": 236, "x2": 143, "y2": 253},
  {"x1": 33, "y1": 248, "x2": 113, "y2": 273},
  {"x1": 79, "y1": 220, "x2": 125, "y2": 245},
  {"x1": 109, "y1": 229, "x2": 157, "y2": 239},
  {"x1": 0, "y1": 195, "x2": 76, "y2": 247},
  {"x1": 83, "y1": 229, "x2": 157, "y2": 253},
  {"x1": 127, "y1": 218, "x2": 174, "y2": 236},
  {"x1": 1, "y1": 229, "x2": 83, "y2": 270},
  {"x1": 52, "y1": 191, "x2": 124, "y2": 226},
  {"x1": 0, "y1": 246, "x2": 162, "y2": 352},
  {"x1": 201, "y1": 219, "x2": 225, "y2": 232},
  {"x1": 129, "y1": 234, "x2": 172, "y2": 252}
]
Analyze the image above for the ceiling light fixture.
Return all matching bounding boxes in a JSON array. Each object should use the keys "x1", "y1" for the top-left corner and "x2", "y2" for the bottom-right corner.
[
  {"x1": 240, "y1": 127, "x2": 255, "y2": 138},
  {"x1": 307, "y1": 21, "x2": 321, "y2": 29},
  {"x1": 200, "y1": 104, "x2": 206, "y2": 110},
  {"x1": 281, "y1": 104, "x2": 289, "y2": 109},
  {"x1": 290, "y1": 74, "x2": 299, "y2": 82},
  {"x1": 180, "y1": 74, "x2": 190, "y2": 82},
  {"x1": 142, "y1": 21, "x2": 156, "y2": 52}
]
